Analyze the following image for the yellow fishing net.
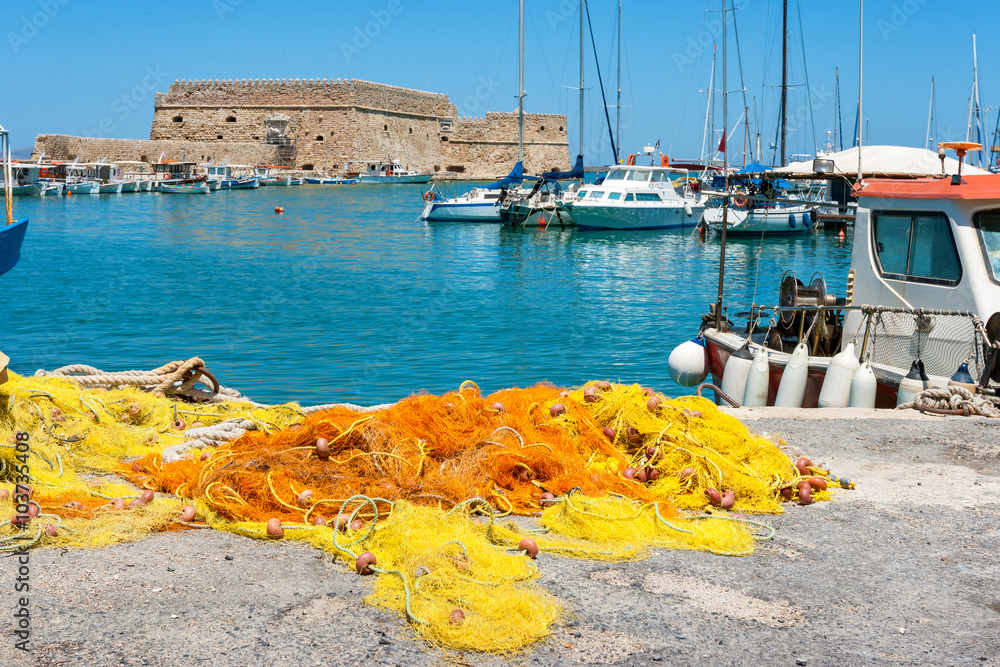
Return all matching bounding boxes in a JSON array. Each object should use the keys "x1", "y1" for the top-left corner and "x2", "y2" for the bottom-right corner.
[{"x1": 0, "y1": 371, "x2": 848, "y2": 654}]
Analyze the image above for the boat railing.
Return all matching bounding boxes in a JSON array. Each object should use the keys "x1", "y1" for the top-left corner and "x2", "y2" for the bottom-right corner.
[{"x1": 736, "y1": 303, "x2": 998, "y2": 388}]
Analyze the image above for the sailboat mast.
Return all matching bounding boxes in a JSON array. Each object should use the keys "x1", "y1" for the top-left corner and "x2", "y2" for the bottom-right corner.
[
  {"x1": 833, "y1": 67, "x2": 839, "y2": 151},
  {"x1": 715, "y1": 0, "x2": 730, "y2": 330},
  {"x1": 701, "y1": 46, "x2": 715, "y2": 162},
  {"x1": 926, "y1": 77, "x2": 935, "y2": 150},
  {"x1": 580, "y1": 0, "x2": 585, "y2": 172},
  {"x1": 779, "y1": 0, "x2": 788, "y2": 166},
  {"x1": 616, "y1": 0, "x2": 622, "y2": 156},
  {"x1": 518, "y1": 0, "x2": 525, "y2": 165},
  {"x1": 857, "y1": 0, "x2": 863, "y2": 182}
]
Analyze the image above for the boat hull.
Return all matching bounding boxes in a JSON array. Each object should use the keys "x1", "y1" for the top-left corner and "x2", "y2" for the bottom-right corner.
[
  {"x1": 99, "y1": 182, "x2": 123, "y2": 194},
  {"x1": 120, "y1": 181, "x2": 140, "y2": 193},
  {"x1": 160, "y1": 183, "x2": 210, "y2": 194},
  {"x1": 6, "y1": 184, "x2": 43, "y2": 196},
  {"x1": 703, "y1": 206, "x2": 816, "y2": 235},
  {"x1": 422, "y1": 200, "x2": 502, "y2": 222},
  {"x1": 357, "y1": 174, "x2": 432, "y2": 184},
  {"x1": 221, "y1": 178, "x2": 259, "y2": 189},
  {"x1": 41, "y1": 183, "x2": 64, "y2": 196},
  {"x1": 65, "y1": 182, "x2": 100, "y2": 194},
  {"x1": 570, "y1": 203, "x2": 705, "y2": 230},
  {"x1": 0, "y1": 219, "x2": 29, "y2": 276},
  {"x1": 703, "y1": 327, "x2": 898, "y2": 408}
]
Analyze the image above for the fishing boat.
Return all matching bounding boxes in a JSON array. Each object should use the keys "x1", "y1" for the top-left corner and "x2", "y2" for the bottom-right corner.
[
  {"x1": 64, "y1": 179, "x2": 100, "y2": 195},
  {"x1": 355, "y1": 160, "x2": 431, "y2": 184},
  {"x1": 40, "y1": 182, "x2": 64, "y2": 196},
  {"x1": 1, "y1": 124, "x2": 29, "y2": 276},
  {"x1": 255, "y1": 165, "x2": 292, "y2": 186},
  {"x1": 305, "y1": 176, "x2": 358, "y2": 184},
  {"x1": 2, "y1": 163, "x2": 48, "y2": 196},
  {"x1": 160, "y1": 182, "x2": 210, "y2": 194},
  {"x1": 557, "y1": 162, "x2": 705, "y2": 231},
  {"x1": 98, "y1": 181, "x2": 123, "y2": 194},
  {"x1": 670, "y1": 143, "x2": 1000, "y2": 409}
]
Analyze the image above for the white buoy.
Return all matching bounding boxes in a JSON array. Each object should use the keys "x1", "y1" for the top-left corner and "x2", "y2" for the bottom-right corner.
[
  {"x1": 775, "y1": 342, "x2": 809, "y2": 408},
  {"x1": 818, "y1": 342, "x2": 860, "y2": 408},
  {"x1": 667, "y1": 338, "x2": 709, "y2": 387},
  {"x1": 948, "y1": 362, "x2": 977, "y2": 393},
  {"x1": 742, "y1": 346, "x2": 770, "y2": 407},
  {"x1": 896, "y1": 359, "x2": 929, "y2": 406},
  {"x1": 719, "y1": 344, "x2": 754, "y2": 407},
  {"x1": 848, "y1": 360, "x2": 877, "y2": 408}
]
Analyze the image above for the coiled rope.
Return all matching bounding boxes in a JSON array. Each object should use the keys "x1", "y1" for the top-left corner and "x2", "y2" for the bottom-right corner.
[{"x1": 896, "y1": 385, "x2": 1000, "y2": 418}]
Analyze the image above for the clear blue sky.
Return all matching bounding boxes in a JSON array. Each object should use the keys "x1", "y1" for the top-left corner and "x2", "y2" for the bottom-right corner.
[{"x1": 2, "y1": 0, "x2": 997, "y2": 166}]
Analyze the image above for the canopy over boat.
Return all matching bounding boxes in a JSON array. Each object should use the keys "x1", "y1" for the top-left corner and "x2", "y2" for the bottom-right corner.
[
  {"x1": 542, "y1": 154, "x2": 584, "y2": 181},
  {"x1": 774, "y1": 145, "x2": 992, "y2": 179},
  {"x1": 484, "y1": 161, "x2": 538, "y2": 190}
]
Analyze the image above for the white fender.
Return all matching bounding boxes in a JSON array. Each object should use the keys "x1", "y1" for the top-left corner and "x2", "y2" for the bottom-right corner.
[
  {"x1": 896, "y1": 359, "x2": 929, "y2": 406},
  {"x1": 668, "y1": 338, "x2": 709, "y2": 387},
  {"x1": 719, "y1": 344, "x2": 754, "y2": 407},
  {"x1": 848, "y1": 360, "x2": 877, "y2": 408},
  {"x1": 684, "y1": 202, "x2": 693, "y2": 216},
  {"x1": 818, "y1": 342, "x2": 860, "y2": 408},
  {"x1": 742, "y1": 345, "x2": 770, "y2": 407},
  {"x1": 774, "y1": 342, "x2": 809, "y2": 408}
]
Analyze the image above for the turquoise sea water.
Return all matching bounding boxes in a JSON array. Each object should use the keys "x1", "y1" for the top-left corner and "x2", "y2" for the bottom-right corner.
[{"x1": 1, "y1": 185, "x2": 852, "y2": 405}]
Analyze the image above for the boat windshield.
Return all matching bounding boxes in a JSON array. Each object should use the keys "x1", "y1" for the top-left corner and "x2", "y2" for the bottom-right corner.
[
  {"x1": 974, "y1": 209, "x2": 1000, "y2": 282},
  {"x1": 603, "y1": 169, "x2": 626, "y2": 181},
  {"x1": 626, "y1": 170, "x2": 651, "y2": 182}
]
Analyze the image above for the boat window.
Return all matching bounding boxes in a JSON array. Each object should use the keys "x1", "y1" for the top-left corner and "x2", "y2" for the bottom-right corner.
[
  {"x1": 973, "y1": 210, "x2": 1000, "y2": 283},
  {"x1": 603, "y1": 170, "x2": 625, "y2": 181},
  {"x1": 872, "y1": 210, "x2": 961, "y2": 286},
  {"x1": 635, "y1": 193, "x2": 661, "y2": 202},
  {"x1": 608, "y1": 192, "x2": 621, "y2": 200},
  {"x1": 589, "y1": 190, "x2": 605, "y2": 199},
  {"x1": 626, "y1": 170, "x2": 650, "y2": 182},
  {"x1": 624, "y1": 193, "x2": 635, "y2": 202}
]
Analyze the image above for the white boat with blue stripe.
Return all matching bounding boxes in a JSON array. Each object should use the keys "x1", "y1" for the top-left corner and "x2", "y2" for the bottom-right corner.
[
  {"x1": 420, "y1": 162, "x2": 528, "y2": 223},
  {"x1": 560, "y1": 165, "x2": 705, "y2": 231}
]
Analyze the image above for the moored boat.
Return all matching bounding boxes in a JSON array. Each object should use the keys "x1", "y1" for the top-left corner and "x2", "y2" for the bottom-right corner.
[
  {"x1": 559, "y1": 162, "x2": 705, "y2": 231},
  {"x1": 160, "y1": 182, "x2": 210, "y2": 194},
  {"x1": 65, "y1": 180, "x2": 100, "y2": 195},
  {"x1": 670, "y1": 144, "x2": 1000, "y2": 408},
  {"x1": 1, "y1": 124, "x2": 29, "y2": 276},
  {"x1": 355, "y1": 160, "x2": 432, "y2": 184}
]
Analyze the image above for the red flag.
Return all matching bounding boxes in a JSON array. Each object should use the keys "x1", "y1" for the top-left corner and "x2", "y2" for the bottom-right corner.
[{"x1": 717, "y1": 129, "x2": 726, "y2": 154}]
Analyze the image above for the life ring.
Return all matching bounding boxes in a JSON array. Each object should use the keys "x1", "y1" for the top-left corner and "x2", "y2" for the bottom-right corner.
[
  {"x1": 660, "y1": 154, "x2": 670, "y2": 167},
  {"x1": 423, "y1": 191, "x2": 435, "y2": 202},
  {"x1": 733, "y1": 196, "x2": 749, "y2": 208},
  {"x1": 39, "y1": 168, "x2": 50, "y2": 178},
  {"x1": 626, "y1": 154, "x2": 637, "y2": 166}
]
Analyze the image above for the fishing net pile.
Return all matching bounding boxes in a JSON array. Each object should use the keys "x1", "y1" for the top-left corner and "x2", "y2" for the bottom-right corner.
[{"x1": 0, "y1": 370, "x2": 849, "y2": 654}]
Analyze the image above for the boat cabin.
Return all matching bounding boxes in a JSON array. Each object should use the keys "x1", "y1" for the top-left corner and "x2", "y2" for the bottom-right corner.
[
  {"x1": 840, "y1": 174, "x2": 1000, "y2": 384},
  {"x1": 154, "y1": 161, "x2": 197, "y2": 181},
  {"x1": 581, "y1": 165, "x2": 695, "y2": 202}
]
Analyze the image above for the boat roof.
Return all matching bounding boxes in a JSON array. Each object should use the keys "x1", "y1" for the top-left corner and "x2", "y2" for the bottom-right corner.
[
  {"x1": 856, "y1": 174, "x2": 1000, "y2": 201},
  {"x1": 606, "y1": 164, "x2": 690, "y2": 176}
]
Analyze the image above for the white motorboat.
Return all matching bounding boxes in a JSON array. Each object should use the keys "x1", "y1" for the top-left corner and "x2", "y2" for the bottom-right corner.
[
  {"x1": 560, "y1": 164, "x2": 705, "y2": 230},
  {"x1": 355, "y1": 160, "x2": 431, "y2": 184},
  {"x1": 702, "y1": 203, "x2": 816, "y2": 234}
]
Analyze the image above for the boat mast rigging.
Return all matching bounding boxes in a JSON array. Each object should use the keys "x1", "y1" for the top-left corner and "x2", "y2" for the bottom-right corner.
[
  {"x1": 518, "y1": 0, "x2": 525, "y2": 166},
  {"x1": 715, "y1": 0, "x2": 731, "y2": 330},
  {"x1": 616, "y1": 0, "x2": 622, "y2": 157},
  {"x1": 779, "y1": 0, "x2": 788, "y2": 167},
  {"x1": 583, "y1": 1, "x2": 618, "y2": 164},
  {"x1": 925, "y1": 77, "x2": 935, "y2": 151}
]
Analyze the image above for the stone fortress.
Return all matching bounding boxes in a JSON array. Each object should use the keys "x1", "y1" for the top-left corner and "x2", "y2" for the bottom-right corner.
[{"x1": 33, "y1": 78, "x2": 570, "y2": 179}]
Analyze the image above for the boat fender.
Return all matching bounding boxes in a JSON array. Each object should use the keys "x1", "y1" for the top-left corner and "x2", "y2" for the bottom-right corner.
[
  {"x1": 742, "y1": 345, "x2": 770, "y2": 407},
  {"x1": 775, "y1": 341, "x2": 809, "y2": 408},
  {"x1": 896, "y1": 359, "x2": 930, "y2": 406},
  {"x1": 848, "y1": 360, "x2": 877, "y2": 408},
  {"x1": 719, "y1": 344, "x2": 754, "y2": 407},
  {"x1": 947, "y1": 361, "x2": 977, "y2": 393},
  {"x1": 684, "y1": 203, "x2": 693, "y2": 217},
  {"x1": 668, "y1": 338, "x2": 709, "y2": 387},
  {"x1": 788, "y1": 213, "x2": 797, "y2": 229},
  {"x1": 803, "y1": 211, "x2": 812, "y2": 228},
  {"x1": 817, "y1": 342, "x2": 860, "y2": 408}
]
